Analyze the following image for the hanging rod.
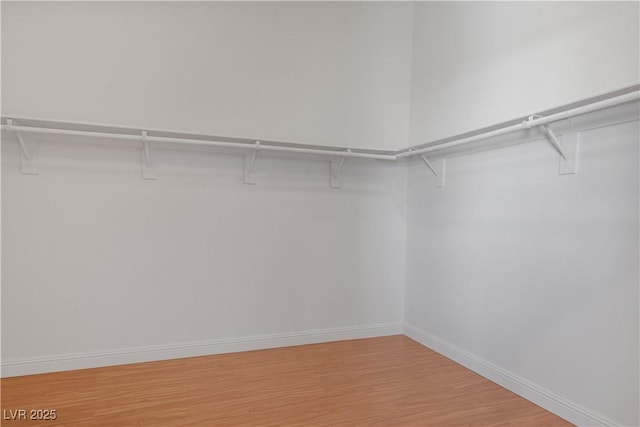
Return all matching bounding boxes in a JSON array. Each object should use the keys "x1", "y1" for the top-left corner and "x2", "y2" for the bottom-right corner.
[
  {"x1": 1, "y1": 85, "x2": 638, "y2": 163},
  {"x1": 398, "y1": 90, "x2": 640, "y2": 158},
  {"x1": 0, "y1": 123, "x2": 397, "y2": 161}
]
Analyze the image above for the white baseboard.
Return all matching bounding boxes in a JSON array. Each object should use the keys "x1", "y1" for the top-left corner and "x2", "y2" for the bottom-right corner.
[
  {"x1": 1, "y1": 322, "x2": 403, "y2": 378},
  {"x1": 2, "y1": 322, "x2": 619, "y2": 426},
  {"x1": 404, "y1": 323, "x2": 617, "y2": 427}
]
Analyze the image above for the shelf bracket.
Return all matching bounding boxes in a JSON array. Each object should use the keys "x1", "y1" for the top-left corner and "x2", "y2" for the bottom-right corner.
[
  {"x1": 542, "y1": 124, "x2": 568, "y2": 161},
  {"x1": 7, "y1": 119, "x2": 38, "y2": 175},
  {"x1": 524, "y1": 116, "x2": 578, "y2": 175},
  {"x1": 330, "y1": 149, "x2": 350, "y2": 189},
  {"x1": 557, "y1": 131, "x2": 580, "y2": 175},
  {"x1": 244, "y1": 141, "x2": 260, "y2": 185},
  {"x1": 420, "y1": 156, "x2": 445, "y2": 188},
  {"x1": 141, "y1": 131, "x2": 156, "y2": 180}
]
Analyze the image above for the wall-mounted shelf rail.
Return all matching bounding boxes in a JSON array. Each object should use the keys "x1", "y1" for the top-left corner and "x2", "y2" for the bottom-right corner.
[
  {"x1": 397, "y1": 89, "x2": 639, "y2": 159},
  {"x1": 0, "y1": 123, "x2": 397, "y2": 161},
  {"x1": 2, "y1": 84, "x2": 638, "y2": 187}
]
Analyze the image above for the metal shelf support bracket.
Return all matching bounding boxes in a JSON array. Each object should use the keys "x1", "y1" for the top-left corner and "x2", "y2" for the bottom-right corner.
[
  {"x1": 523, "y1": 115, "x2": 578, "y2": 175},
  {"x1": 7, "y1": 119, "x2": 38, "y2": 175},
  {"x1": 244, "y1": 141, "x2": 261, "y2": 185},
  {"x1": 541, "y1": 124, "x2": 568, "y2": 161},
  {"x1": 141, "y1": 131, "x2": 156, "y2": 180},
  {"x1": 557, "y1": 131, "x2": 580, "y2": 175},
  {"x1": 330, "y1": 149, "x2": 350, "y2": 189},
  {"x1": 421, "y1": 155, "x2": 446, "y2": 188}
]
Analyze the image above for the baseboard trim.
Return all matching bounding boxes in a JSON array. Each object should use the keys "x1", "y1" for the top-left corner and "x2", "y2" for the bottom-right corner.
[
  {"x1": 1, "y1": 322, "x2": 403, "y2": 378},
  {"x1": 403, "y1": 323, "x2": 617, "y2": 427}
]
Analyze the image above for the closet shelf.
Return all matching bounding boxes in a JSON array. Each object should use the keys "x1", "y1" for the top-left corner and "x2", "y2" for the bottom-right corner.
[
  {"x1": 398, "y1": 87, "x2": 639, "y2": 159},
  {"x1": 0, "y1": 120, "x2": 397, "y2": 161},
  {"x1": 2, "y1": 83, "x2": 638, "y2": 185}
]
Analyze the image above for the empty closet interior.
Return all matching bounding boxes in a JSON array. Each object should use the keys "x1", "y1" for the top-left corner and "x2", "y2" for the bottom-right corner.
[{"x1": 1, "y1": 2, "x2": 639, "y2": 426}]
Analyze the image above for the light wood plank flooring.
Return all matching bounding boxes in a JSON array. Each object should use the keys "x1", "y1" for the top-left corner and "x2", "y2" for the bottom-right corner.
[{"x1": 1, "y1": 335, "x2": 571, "y2": 426}]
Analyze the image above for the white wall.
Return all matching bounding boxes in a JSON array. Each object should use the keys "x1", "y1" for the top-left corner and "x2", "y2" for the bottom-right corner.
[
  {"x1": 409, "y1": 1, "x2": 640, "y2": 146},
  {"x1": 1, "y1": 138, "x2": 406, "y2": 370},
  {"x1": 1, "y1": 1, "x2": 413, "y2": 151},
  {"x1": 2, "y1": 2, "x2": 639, "y2": 425},
  {"x1": 404, "y1": 115, "x2": 639, "y2": 426}
]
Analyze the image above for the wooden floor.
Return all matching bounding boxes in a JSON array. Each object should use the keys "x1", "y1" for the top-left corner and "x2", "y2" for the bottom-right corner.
[{"x1": 1, "y1": 336, "x2": 571, "y2": 426}]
